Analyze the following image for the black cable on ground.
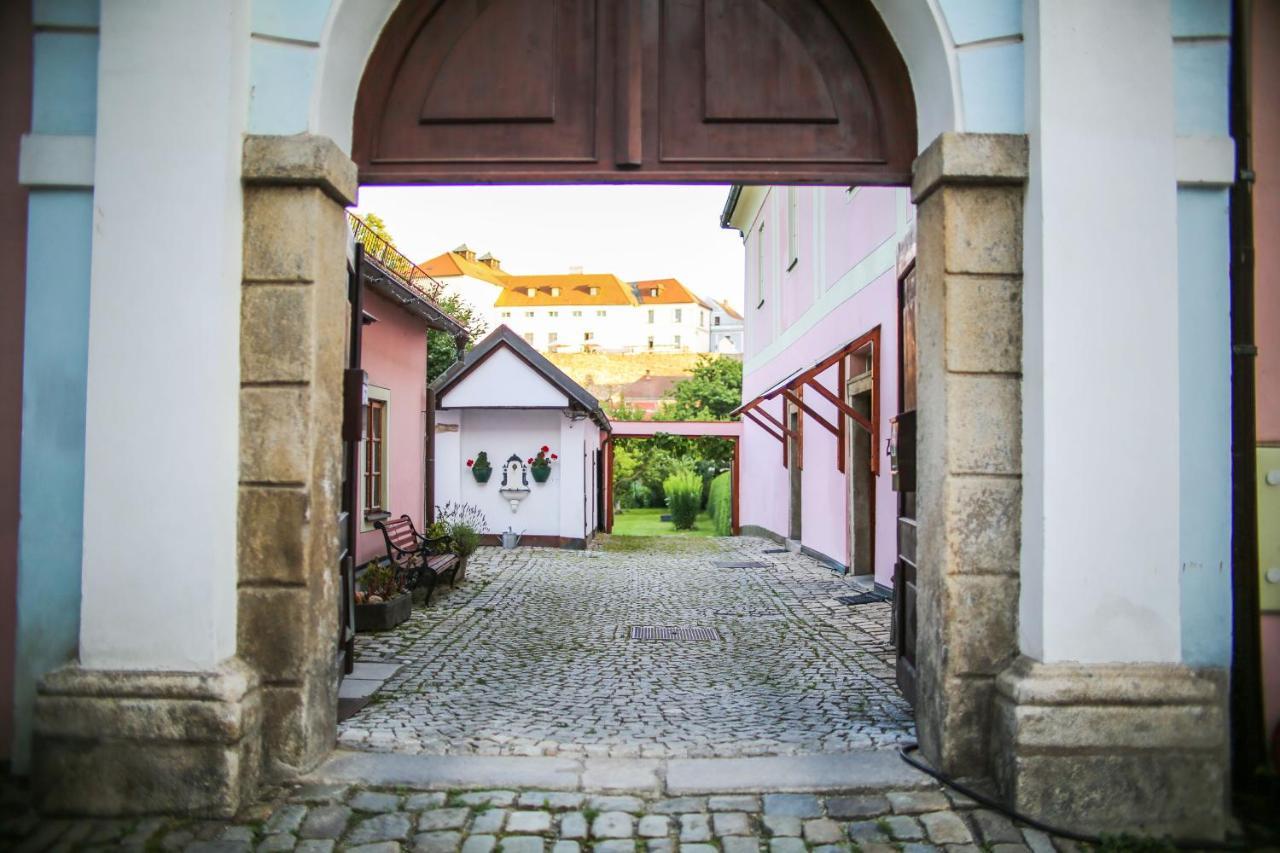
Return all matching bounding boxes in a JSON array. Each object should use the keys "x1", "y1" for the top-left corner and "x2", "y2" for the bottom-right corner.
[{"x1": 897, "y1": 743, "x2": 1246, "y2": 851}]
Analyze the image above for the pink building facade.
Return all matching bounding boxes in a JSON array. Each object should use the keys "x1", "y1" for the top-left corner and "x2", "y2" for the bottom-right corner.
[
  {"x1": 355, "y1": 288, "x2": 431, "y2": 566},
  {"x1": 726, "y1": 186, "x2": 912, "y2": 589}
]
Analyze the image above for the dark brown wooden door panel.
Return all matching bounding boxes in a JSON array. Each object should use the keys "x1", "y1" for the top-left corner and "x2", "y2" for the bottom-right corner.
[
  {"x1": 355, "y1": 0, "x2": 915, "y2": 184},
  {"x1": 356, "y1": 0, "x2": 601, "y2": 176}
]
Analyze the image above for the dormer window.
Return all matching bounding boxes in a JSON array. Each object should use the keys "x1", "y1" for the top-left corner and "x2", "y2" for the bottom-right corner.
[
  {"x1": 649, "y1": 287, "x2": 659, "y2": 297},
  {"x1": 526, "y1": 287, "x2": 536, "y2": 298},
  {"x1": 551, "y1": 287, "x2": 561, "y2": 297},
  {"x1": 588, "y1": 286, "x2": 599, "y2": 296}
]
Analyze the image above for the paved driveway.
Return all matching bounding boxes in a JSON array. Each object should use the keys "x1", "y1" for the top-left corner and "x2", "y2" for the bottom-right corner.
[{"x1": 340, "y1": 536, "x2": 914, "y2": 758}]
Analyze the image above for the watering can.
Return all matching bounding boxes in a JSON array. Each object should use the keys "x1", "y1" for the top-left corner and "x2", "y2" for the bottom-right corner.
[{"x1": 501, "y1": 528, "x2": 524, "y2": 549}]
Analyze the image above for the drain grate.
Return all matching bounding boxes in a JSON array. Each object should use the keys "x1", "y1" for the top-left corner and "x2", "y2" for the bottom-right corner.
[
  {"x1": 761, "y1": 548, "x2": 788, "y2": 554},
  {"x1": 835, "y1": 592, "x2": 889, "y2": 606},
  {"x1": 629, "y1": 626, "x2": 722, "y2": 641},
  {"x1": 712, "y1": 560, "x2": 768, "y2": 568}
]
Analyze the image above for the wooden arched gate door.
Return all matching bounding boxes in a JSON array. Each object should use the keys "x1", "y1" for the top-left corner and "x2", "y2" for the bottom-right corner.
[{"x1": 353, "y1": 0, "x2": 916, "y2": 186}]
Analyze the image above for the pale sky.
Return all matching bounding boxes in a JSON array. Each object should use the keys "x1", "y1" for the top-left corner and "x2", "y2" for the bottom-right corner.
[{"x1": 355, "y1": 185, "x2": 747, "y2": 308}]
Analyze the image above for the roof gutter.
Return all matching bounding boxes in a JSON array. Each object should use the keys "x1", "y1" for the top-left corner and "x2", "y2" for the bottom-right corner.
[{"x1": 720, "y1": 184, "x2": 743, "y2": 231}]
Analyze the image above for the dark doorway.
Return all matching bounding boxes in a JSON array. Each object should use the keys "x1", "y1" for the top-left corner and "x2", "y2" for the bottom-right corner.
[
  {"x1": 893, "y1": 262, "x2": 919, "y2": 706},
  {"x1": 788, "y1": 402, "x2": 803, "y2": 541}
]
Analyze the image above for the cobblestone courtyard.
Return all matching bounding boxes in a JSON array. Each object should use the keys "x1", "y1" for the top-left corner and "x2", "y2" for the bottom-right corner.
[{"x1": 339, "y1": 536, "x2": 914, "y2": 758}]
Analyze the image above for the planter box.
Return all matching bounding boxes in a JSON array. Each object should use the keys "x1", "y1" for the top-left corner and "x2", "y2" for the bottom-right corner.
[{"x1": 354, "y1": 593, "x2": 412, "y2": 632}]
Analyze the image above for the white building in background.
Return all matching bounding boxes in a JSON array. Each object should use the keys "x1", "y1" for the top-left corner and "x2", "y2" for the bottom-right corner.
[
  {"x1": 418, "y1": 248, "x2": 715, "y2": 353},
  {"x1": 709, "y1": 300, "x2": 744, "y2": 353}
]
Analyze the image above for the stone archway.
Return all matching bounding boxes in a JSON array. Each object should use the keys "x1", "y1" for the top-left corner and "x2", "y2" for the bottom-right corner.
[
  {"x1": 34, "y1": 0, "x2": 1033, "y2": 826},
  {"x1": 236, "y1": 0, "x2": 1026, "y2": 797}
]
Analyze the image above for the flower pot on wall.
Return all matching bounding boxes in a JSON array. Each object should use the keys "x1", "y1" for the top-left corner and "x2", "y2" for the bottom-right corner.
[
  {"x1": 472, "y1": 466, "x2": 492, "y2": 483},
  {"x1": 354, "y1": 592, "x2": 413, "y2": 632},
  {"x1": 531, "y1": 466, "x2": 550, "y2": 483}
]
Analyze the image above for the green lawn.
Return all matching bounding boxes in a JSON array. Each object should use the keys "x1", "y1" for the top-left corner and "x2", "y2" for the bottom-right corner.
[{"x1": 610, "y1": 506, "x2": 716, "y2": 537}]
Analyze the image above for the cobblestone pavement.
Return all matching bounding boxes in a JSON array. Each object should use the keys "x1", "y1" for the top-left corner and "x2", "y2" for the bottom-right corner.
[
  {"x1": 339, "y1": 537, "x2": 914, "y2": 758},
  {"x1": 0, "y1": 776, "x2": 1082, "y2": 852}
]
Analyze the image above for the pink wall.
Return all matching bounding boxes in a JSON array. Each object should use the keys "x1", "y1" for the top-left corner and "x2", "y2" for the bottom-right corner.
[
  {"x1": 1254, "y1": 0, "x2": 1279, "y2": 443},
  {"x1": 356, "y1": 289, "x2": 429, "y2": 566},
  {"x1": 1252, "y1": 0, "x2": 1280, "y2": 753},
  {"x1": 740, "y1": 186, "x2": 906, "y2": 588}
]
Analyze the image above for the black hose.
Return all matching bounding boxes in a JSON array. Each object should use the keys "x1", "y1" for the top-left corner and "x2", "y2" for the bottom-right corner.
[{"x1": 897, "y1": 743, "x2": 1246, "y2": 851}]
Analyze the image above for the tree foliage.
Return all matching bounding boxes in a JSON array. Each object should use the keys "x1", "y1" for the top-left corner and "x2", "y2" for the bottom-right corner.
[
  {"x1": 662, "y1": 355, "x2": 743, "y2": 421},
  {"x1": 427, "y1": 292, "x2": 488, "y2": 383}
]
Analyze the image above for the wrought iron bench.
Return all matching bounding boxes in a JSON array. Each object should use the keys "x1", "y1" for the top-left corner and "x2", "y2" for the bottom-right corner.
[{"x1": 373, "y1": 514, "x2": 459, "y2": 604}]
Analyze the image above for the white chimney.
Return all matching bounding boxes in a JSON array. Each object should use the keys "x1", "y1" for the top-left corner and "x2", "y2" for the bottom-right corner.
[{"x1": 569, "y1": 265, "x2": 583, "y2": 275}]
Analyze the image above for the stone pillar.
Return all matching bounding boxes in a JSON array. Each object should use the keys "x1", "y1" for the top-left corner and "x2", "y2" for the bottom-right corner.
[
  {"x1": 992, "y1": 1, "x2": 1226, "y2": 837},
  {"x1": 239, "y1": 135, "x2": 356, "y2": 780},
  {"x1": 32, "y1": 0, "x2": 260, "y2": 817},
  {"x1": 910, "y1": 133, "x2": 1027, "y2": 775}
]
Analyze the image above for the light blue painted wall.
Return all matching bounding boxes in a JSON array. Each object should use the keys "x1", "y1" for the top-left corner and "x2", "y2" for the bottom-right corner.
[
  {"x1": 31, "y1": 31, "x2": 98, "y2": 135},
  {"x1": 250, "y1": 39, "x2": 317, "y2": 136},
  {"x1": 33, "y1": 0, "x2": 99, "y2": 28},
  {"x1": 1174, "y1": 40, "x2": 1230, "y2": 135},
  {"x1": 957, "y1": 42, "x2": 1024, "y2": 134},
  {"x1": 939, "y1": 0, "x2": 1021, "y2": 45},
  {"x1": 252, "y1": 0, "x2": 330, "y2": 42},
  {"x1": 1171, "y1": 0, "x2": 1230, "y2": 37},
  {"x1": 12, "y1": 190, "x2": 94, "y2": 771},
  {"x1": 1177, "y1": 187, "x2": 1233, "y2": 668}
]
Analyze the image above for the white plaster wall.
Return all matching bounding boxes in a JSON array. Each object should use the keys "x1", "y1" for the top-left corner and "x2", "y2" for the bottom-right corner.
[
  {"x1": 1021, "y1": 0, "x2": 1182, "y2": 663},
  {"x1": 443, "y1": 410, "x2": 569, "y2": 539},
  {"x1": 434, "y1": 410, "x2": 462, "y2": 514},
  {"x1": 80, "y1": 0, "x2": 248, "y2": 670},
  {"x1": 496, "y1": 304, "x2": 711, "y2": 353},
  {"x1": 440, "y1": 346, "x2": 571, "y2": 409}
]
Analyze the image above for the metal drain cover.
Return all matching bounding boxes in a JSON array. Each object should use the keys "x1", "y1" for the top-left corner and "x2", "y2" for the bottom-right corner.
[
  {"x1": 835, "y1": 593, "x2": 888, "y2": 606},
  {"x1": 761, "y1": 548, "x2": 788, "y2": 554},
  {"x1": 629, "y1": 626, "x2": 722, "y2": 641},
  {"x1": 712, "y1": 560, "x2": 768, "y2": 568}
]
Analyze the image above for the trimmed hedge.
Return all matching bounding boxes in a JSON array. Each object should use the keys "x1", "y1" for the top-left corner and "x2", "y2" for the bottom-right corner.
[
  {"x1": 663, "y1": 469, "x2": 702, "y2": 530},
  {"x1": 708, "y1": 470, "x2": 732, "y2": 536}
]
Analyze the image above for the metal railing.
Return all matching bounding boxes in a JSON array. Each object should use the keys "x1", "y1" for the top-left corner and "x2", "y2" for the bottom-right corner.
[{"x1": 346, "y1": 211, "x2": 446, "y2": 300}]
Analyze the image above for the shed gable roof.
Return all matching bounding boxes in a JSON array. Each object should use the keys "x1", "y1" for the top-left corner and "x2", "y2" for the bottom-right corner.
[{"x1": 431, "y1": 325, "x2": 611, "y2": 430}]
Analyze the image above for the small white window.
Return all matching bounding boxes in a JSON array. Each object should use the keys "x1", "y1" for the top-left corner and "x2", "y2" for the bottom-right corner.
[
  {"x1": 548, "y1": 310, "x2": 559, "y2": 318},
  {"x1": 647, "y1": 336, "x2": 654, "y2": 349},
  {"x1": 714, "y1": 316, "x2": 720, "y2": 326},
  {"x1": 596, "y1": 310, "x2": 606, "y2": 317},
  {"x1": 584, "y1": 330, "x2": 594, "y2": 341},
  {"x1": 525, "y1": 311, "x2": 535, "y2": 318},
  {"x1": 551, "y1": 287, "x2": 561, "y2": 297},
  {"x1": 649, "y1": 287, "x2": 658, "y2": 297},
  {"x1": 674, "y1": 308, "x2": 682, "y2": 323},
  {"x1": 647, "y1": 309, "x2": 655, "y2": 324},
  {"x1": 572, "y1": 310, "x2": 582, "y2": 317},
  {"x1": 548, "y1": 332, "x2": 558, "y2": 344},
  {"x1": 523, "y1": 332, "x2": 535, "y2": 344},
  {"x1": 526, "y1": 287, "x2": 536, "y2": 297},
  {"x1": 502, "y1": 311, "x2": 512, "y2": 318},
  {"x1": 674, "y1": 334, "x2": 682, "y2": 348}
]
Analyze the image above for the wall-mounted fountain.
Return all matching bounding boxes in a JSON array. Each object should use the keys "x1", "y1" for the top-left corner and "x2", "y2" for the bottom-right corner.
[{"x1": 498, "y1": 453, "x2": 530, "y2": 513}]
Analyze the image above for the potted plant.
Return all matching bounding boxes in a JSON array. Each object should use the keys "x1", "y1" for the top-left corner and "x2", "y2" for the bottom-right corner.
[
  {"x1": 436, "y1": 501, "x2": 488, "y2": 582},
  {"x1": 467, "y1": 451, "x2": 492, "y2": 483},
  {"x1": 353, "y1": 562, "x2": 412, "y2": 631},
  {"x1": 529, "y1": 446, "x2": 558, "y2": 483}
]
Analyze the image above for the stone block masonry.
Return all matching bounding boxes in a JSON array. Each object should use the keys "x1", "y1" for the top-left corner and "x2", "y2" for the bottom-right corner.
[{"x1": 238, "y1": 134, "x2": 358, "y2": 782}]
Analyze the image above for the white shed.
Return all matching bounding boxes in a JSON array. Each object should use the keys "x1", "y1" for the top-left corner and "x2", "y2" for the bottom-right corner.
[{"x1": 431, "y1": 325, "x2": 611, "y2": 547}]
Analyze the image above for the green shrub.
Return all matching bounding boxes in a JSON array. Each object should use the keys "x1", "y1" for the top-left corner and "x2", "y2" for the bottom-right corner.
[
  {"x1": 663, "y1": 469, "x2": 702, "y2": 530},
  {"x1": 626, "y1": 480, "x2": 651, "y2": 508},
  {"x1": 707, "y1": 470, "x2": 732, "y2": 536}
]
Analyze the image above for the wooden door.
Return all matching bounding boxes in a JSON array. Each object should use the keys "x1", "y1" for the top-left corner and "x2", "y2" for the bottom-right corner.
[
  {"x1": 845, "y1": 376, "x2": 874, "y2": 576},
  {"x1": 353, "y1": 0, "x2": 916, "y2": 185},
  {"x1": 894, "y1": 264, "x2": 918, "y2": 704},
  {"x1": 787, "y1": 402, "x2": 802, "y2": 541}
]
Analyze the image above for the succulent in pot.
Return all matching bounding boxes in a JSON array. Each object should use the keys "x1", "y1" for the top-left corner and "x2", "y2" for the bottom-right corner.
[{"x1": 468, "y1": 451, "x2": 492, "y2": 483}]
